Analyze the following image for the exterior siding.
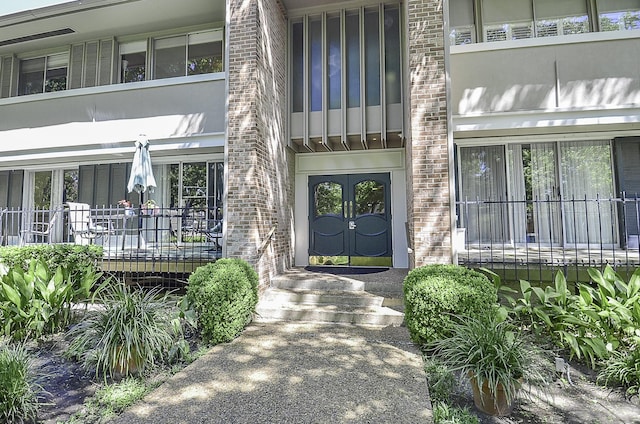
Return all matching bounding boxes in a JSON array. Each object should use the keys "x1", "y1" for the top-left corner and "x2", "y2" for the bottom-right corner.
[
  {"x1": 406, "y1": 0, "x2": 452, "y2": 267},
  {"x1": 226, "y1": 0, "x2": 292, "y2": 286}
]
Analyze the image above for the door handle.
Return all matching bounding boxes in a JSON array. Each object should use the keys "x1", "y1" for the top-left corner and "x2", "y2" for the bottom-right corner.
[
  {"x1": 344, "y1": 201, "x2": 348, "y2": 218},
  {"x1": 349, "y1": 201, "x2": 354, "y2": 219}
]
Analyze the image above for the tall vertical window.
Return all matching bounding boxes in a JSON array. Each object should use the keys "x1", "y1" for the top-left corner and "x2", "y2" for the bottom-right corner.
[
  {"x1": 598, "y1": 0, "x2": 640, "y2": 31},
  {"x1": 18, "y1": 53, "x2": 68, "y2": 96},
  {"x1": 384, "y1": 5, "x2": 401, "y2": 105},
  {"x1": 364, "y1": 8, "x2": 381, "y2": 107},
  {"x1": 155, "y1": 35, "x2": 187, "y2": 79},
  {"x1": 120, "y1": 40, "x2": 147, "y2": 83},
  {"x1": 309, "y1": 17, "x2": 323, "y2": 112},
  {"x1": 327, "y1": 15, "x2": 342, "y2": 110},
  {"x1": 345, "y1": 11, "x2": 360, "y2": 108},
  {"x1": 291, "y1": 22, "x2": 304, "y2": 113}
]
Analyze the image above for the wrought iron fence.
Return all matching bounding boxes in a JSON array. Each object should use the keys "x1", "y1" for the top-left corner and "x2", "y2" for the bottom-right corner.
[
  {"x1": 0, "y1": 205, "x2": 223, "y2": 287},
  {"x1": 456, "y1": 195, "x2": 640, "y2": 283}
]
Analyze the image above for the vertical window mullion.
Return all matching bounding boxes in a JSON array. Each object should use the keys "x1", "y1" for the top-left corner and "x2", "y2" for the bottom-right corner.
[
  {"x1": 321, "y1": 12, "x2": 328, "y2": 149},
  {"x1": 359, "y1": 7, "x2": 366, "y2": 149},
  {"x1": 340, "y1": 9, "x2": 348, "y2": 150},
  {"x1": 303, "y1": 15, "x2": 310, "y2": 150}
]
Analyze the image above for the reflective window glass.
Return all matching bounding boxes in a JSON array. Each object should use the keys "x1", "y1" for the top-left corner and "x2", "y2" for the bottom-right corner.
[{"x1": 314, "y1": 182, "x2": 343, "y2": 217}]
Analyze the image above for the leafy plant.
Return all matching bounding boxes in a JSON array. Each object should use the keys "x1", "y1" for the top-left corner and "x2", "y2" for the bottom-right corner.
[
  {"x1": 431, "y1": 311, "x2": 536, "y2": 414},
  {"x1": 0, "y1": 340, "x2": 43, "y2": 423},
  {"x1": 432, "y1": 402, "x2": 479, "y2": 424},
  {"x1": 598, "y1": 348, "x2": 640, "y2": 398},
  {"x1": 0, "y1": 259, "x2": 99, "y2": 341},
  {"x1": 66, "y1": 282, "x2": 183, "y2": 378},
  {"x1": 424, "y1": 356, "x2": 457, "y2": 404},
  {"x1": 186, "y1": 259, "x2": 258, "y2": 345},
  {"x1": 404, "y1": 265, "x2": 497, "y2": 345}
]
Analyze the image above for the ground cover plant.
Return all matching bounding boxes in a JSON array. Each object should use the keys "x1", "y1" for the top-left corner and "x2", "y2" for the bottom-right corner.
[{"x1": 0, "y1": 340, "x2": 43, "y2": 423}]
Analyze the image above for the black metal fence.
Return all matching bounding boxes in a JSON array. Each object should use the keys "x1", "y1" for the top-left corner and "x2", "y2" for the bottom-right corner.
[
  {"x1": 0, "y1": 204, "x2": 223, "y2": 287},
  {"x1": 456, "y1": 195, "x2": 640, "y2": 283}
]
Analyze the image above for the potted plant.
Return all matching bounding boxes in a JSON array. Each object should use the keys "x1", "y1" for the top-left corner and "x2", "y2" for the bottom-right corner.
[
  {"x1": 142, "y1": 199, "x2": 158, "y2": 215},
  {"x1": 118, "y1": 199, "x2": 135, "y2": 216},
  {"x1": 431, "y1": 309, "x2": 534, "y2": 416}
]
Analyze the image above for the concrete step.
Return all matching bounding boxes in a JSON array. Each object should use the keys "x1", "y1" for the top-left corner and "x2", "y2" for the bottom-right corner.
[
  {"x1": 256, "y1": 273, "x2": 406, "y2": 326},
  {"x1": 255, "y1": 296, "x2": 405, "y2": 326},
  {"x1": 260, "y1": 288, "x2": 385, "y2": 308}
]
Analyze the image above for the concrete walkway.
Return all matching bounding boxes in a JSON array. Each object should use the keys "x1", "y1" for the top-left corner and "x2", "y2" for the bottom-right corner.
[{"x1": 113, "y1": 322, "x2": 431, "y2": 424}]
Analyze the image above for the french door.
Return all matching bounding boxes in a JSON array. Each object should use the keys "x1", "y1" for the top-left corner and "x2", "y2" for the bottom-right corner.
[{"x1": 308, "y1": 173, "x2": 392, "y2": 266}]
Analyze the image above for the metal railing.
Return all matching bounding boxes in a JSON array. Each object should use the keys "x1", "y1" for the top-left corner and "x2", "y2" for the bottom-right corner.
[
  {"x1": 0, "y1": 205, "x2": 223, "y2": 287},
  {"x1": 456, "y1": 195, "x2": 640, "y2": 283}
]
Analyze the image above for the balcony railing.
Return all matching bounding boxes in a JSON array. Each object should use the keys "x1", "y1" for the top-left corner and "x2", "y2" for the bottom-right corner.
[
  {"x1": 456, "y1": 195, "x2": 640, "y2": 283},
  {"x1": 0, "y1": 205, "x2": 223, "y2": 287}
]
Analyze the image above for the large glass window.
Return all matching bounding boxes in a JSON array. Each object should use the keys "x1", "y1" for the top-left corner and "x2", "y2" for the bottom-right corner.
[
  {"x1": 449, "y1": 0, "x2": 475, "y2": 45},
  {"x1": 154, "y1": 31, "x2": 223, "y2": 79},
  {"x1": 309, "y1": 17, "x2": 323, "y2": 112},
  {"x1": 364, "y1": 8, "x2": 381, "y2": 107},
  {"x1": 535, "y1": 0, "x2": 589, "y2": 37},
  {"x1": 291, "y1": 22, "x2": 304, "y2": 113},
  {"x1": 345, "y1": 11, "x2": 361, "y2": 108},
  {"x1": 384, "y1": 5, "x2": 401, "y2": 105},
  {"x1": 18, "y1": 53, "x2": 68, "y2": 95},
  {"x1": 327, "y1": 15, "x2": 342, "y2": 110}
]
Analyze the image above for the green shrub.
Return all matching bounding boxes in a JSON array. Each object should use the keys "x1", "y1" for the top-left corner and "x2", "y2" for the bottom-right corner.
[
  {"x1": 0, "y1": 341, "x2": 42, "y2": 423},
  {"x1": 186, "y1": 259, "x2": 258, "y2": 345},
  {"x1": 66, "y1": 282, "x2": 180, "y2": 378},
  {"x1": 0, "y1": 244, "x2": 102, "y2": 290},
  {"x1": 0, "y1": 259, "x2": 99, "y2": 341},
  {"x1": 424, "y1": 356, "x2": 456, "y2": 404},
  {"x1": 403, "y1": 265, "x2": 497, "y2": 345}
]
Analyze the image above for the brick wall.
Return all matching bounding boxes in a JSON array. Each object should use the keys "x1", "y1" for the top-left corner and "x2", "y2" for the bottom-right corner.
[
  {"x1": 226, "y1": 0, "x2": 292, "y2": 287},
  {"x1": 406, "y1": 0, "x2": 452, "y2": 267}
]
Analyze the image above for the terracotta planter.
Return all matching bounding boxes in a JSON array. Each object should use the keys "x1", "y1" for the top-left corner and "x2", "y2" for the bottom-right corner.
[{"x1": 469, "y1": 376, "x2": 519, "y2": 416}]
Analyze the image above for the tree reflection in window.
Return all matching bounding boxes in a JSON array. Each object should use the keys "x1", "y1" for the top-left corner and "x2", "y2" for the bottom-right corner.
[
  {"x1": 314, "y1": 182, "x2": 342, "y2": 217},
  {"x1": 355, "y1": 180, "x2": 384, "y2": 216}
]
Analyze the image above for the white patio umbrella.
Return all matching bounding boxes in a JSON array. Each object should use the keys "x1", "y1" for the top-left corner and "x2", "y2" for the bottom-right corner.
[{"x1": 127, "y1": 135, "x2": 157, "y2": 199}]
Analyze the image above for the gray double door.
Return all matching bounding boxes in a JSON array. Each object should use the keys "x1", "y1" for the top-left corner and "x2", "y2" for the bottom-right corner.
[{"x1": 308, "y1": 173, "x2": 392, "y2": 266}]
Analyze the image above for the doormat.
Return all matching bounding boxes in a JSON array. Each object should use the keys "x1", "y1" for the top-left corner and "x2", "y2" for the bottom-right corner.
[{"x1": 304, "y1": 266, "x2": 390, "y2": 275}]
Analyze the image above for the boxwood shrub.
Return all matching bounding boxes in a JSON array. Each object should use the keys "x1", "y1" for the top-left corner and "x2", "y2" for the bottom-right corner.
[
  {"x1": 403, "y1": 264, "x2": 497, "y2": 346},
  {"x1": 186, "y1": 259, "x2": 258, "y2": 345}
]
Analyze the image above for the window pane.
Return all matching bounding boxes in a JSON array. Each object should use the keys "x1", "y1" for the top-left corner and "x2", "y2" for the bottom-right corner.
[
  {"x1": 207, "y1": 162, "x2": 224, "y2": 221},
  {"x1": 314, "y1": 182, "x2": 342, "y2": 217},
  {"x1": 34, "y1": 172, "x2": 52, "y2": 209},
  {"x1": 19, "y1": 58, "x2": 45, "y2": 95},
  {"x1": 364, "y1": 8, "x2": 380, "y2": 107},
  {"x1": 292, "y1": 22, "x2": 304, "y2": 112},
  {"x1": 309, "y1": 17, "x2": 322, "y2": 112},
  {"x1": 355, "y1": 180, "x2": 385, "y2": 216},
  {"x1": 599, "y1": 0, "x2": 640, "y2": 31},
  {"x1": 121, "y1": 52, "x2": 146, "y2": 83},
  {"x1": 182, "y1": 162, "x2": 207, "y2": 209},
  {"x1": 155, "y1": 36, "x2": 186, "y2": 79},
  {"x1": 45, "y1": 66, "x2": 67, "y2": 92},
  {"x1": 384, "y1": 6, "x2": 401, "y2": 105},
  {"x1": 63, "y1": 169, "x2": 78, "y2": 203},
  {"x1": 188, "y1": 40, "x2": 223, "y2": 75},
  {"x1": 535, "y1": 0, "x2": 589, "y2": 36},
  {"x1": 345, "y1": 12, "x2": 360, "y2": 108},
  {"x1": 327, "y1": 15, "x2": 341, "y2": 110}
]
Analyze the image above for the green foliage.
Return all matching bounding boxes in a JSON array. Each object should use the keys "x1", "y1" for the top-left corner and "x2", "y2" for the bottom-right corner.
[
  {"x1": 598, "y1": 348, "x2": 640, "y2": 398},
  {"x1": 431, "y1": 311, "x2": 533, "y2": 409},
  {"x1": 403, "y1": 265, "x2": 497, "y2": 345},
  {"x1": 424, "y1": 356, "x2": 456, "y2": 404},
  {"x1": 433, "y1": 402, "x2": 479, "y2": 424},
  {"x1": 0, "y1": 244, "x2": 102, "y2": 289},
  {"x1": 66, "y1": 282, "x2": 183, "y2": 378},
  {"x1": 0, "y1": 259, "x2": 99, "y2": 341},
  {"x1": 506, "y1": 266, "x2": 640, "y2": 369},
  {"x1": 0, "y1": 341, "x2": 42, "y2": 423},
  {"x1": 186, "y1": 259, "x2": 258, "y2": 345}
]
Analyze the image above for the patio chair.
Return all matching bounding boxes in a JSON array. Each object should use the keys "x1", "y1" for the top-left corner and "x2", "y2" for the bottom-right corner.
[
  {"x1": 66, "y1": 202, "x2": 114, "y2": 245},
  {"x1": 20, "y1": 208, "x2": 61, "y2": 245}
]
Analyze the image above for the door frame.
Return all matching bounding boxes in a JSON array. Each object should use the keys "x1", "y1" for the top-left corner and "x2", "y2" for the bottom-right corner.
[{"x1": 294, "y1": 149, "x2": 408, "y2": 268}]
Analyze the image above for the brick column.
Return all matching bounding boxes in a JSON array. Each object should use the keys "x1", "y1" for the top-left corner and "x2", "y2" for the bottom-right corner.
[
  {"x1": 406, "y1": 0, "x2": 452, "y2": 267},
  {"x1": 226, "y1": 0, "x2": 293, "y2": 287}
]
